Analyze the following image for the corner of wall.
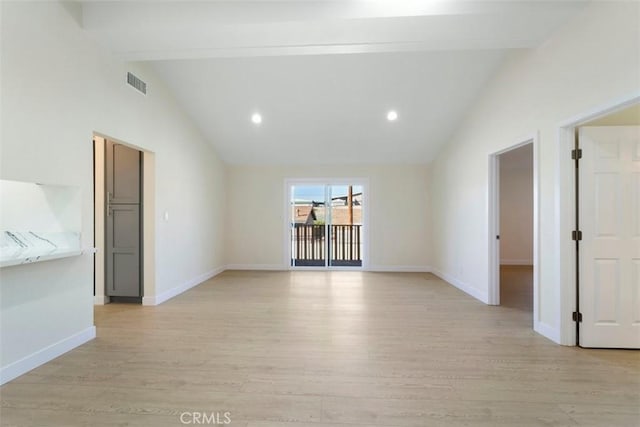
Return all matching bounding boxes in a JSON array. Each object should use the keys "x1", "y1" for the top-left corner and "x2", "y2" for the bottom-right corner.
[
  {"x1": 534, "y1": 321, "x2": 562, "y2": 345},
  {"x1": 368, "y1": 265, "x2": 432, "y2": 273},
  {"x1": 224, "y1": 264, "x2": 286, "y2": 271},
  {"x1": 142, "y1": 266, "x2": 226, "y2": 306},
  {"x1": 431, "y1": 269, "x2": 490, "y2": 304}
]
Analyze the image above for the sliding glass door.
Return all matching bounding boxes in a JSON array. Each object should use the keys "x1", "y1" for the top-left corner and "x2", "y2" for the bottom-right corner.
[{"x1": 289, "y1": 183, "x2": 364, "y2": 268}]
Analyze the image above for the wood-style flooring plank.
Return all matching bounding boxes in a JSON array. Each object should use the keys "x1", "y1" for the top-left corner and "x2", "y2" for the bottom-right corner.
[{"x1": 1, "y1": 269, "x2": 638, "y2": 426}]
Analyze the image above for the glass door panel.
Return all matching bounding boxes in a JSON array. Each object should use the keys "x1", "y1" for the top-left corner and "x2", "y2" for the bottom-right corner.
[
  {"x1": 290, "y1": 185, "x2": 326, "y2": 267},
  {"x1": 328, "y1": 185, "x2": 363, "y2": 267}
]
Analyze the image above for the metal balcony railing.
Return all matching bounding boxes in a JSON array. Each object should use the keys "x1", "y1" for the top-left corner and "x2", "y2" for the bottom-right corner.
[{"x1": 291, "y1": 224, "x2": 362, "y2": 267}]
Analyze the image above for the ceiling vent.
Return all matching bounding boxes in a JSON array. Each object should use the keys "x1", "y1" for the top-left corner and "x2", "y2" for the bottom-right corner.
[{"x1": 127, "y1": 72, "x2": 147, "y2": 95}]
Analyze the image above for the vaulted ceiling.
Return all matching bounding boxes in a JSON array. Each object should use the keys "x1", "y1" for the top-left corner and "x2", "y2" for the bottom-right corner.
[{"x1": 79, "y1": 1, "x2": 589, "y2": 164}]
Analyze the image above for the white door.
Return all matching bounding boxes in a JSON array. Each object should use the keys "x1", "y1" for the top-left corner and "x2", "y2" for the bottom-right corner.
[{"x1": 579, "y1": 126, "x2": 640, "y2": 348}]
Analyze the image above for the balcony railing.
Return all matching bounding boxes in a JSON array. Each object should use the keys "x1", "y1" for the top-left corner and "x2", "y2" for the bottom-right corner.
[{"x1": 292, "y1": 224, "x2": 362, "y2": 267}]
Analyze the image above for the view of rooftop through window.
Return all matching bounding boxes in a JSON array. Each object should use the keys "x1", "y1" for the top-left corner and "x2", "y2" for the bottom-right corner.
[{"x1": 290, "y1": 183, "x2": 364, "y2": 268}]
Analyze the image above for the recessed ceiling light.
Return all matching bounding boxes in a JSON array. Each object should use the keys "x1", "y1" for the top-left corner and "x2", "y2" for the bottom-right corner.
[
  {"x1": 251, "y1": 113, "x2": 262, "y2": 125},
  {"x1": 387, "y1": 110, "x2": 398, "y2": 121}
]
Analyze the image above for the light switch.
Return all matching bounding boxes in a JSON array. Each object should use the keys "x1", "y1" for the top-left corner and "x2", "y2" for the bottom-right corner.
[{"x1": 163, "y1": 211, "x2": 169, "y2": 222}]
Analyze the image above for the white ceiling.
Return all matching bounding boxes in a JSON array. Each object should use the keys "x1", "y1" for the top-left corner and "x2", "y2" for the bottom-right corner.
[{"x1": 79, "y1": 0, "x2": 590, "y2": 164}]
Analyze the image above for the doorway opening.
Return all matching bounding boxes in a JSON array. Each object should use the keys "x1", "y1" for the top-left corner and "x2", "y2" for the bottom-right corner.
[
  {"x1": 93, "y1": 134, "x2": 156, "y2": 305},
  {"x1": 557, "y1": 97, "x2": 640, "y2": 346},
  {"x1": 572, "y1": 104, "x2": 639, "y2": 348},
  {"x1": 499, "y1": 144, "x2": 534, "y2": 320},
  {"x1": 489, "y1": 136, "x2": 539, "y2": 329},
  {"x1": 286, "y1": 180, "x2": 367, "y2": 269}
]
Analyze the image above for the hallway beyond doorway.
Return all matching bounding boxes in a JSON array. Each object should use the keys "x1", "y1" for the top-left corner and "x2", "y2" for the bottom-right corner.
[{"x1": 500, "y1": 265, "x2": 534, "y2": 323}]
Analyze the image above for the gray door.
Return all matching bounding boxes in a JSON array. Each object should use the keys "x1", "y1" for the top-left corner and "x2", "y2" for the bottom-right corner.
[{"x1": 106, "y1": 140, "x2": 141, "y2": 297}]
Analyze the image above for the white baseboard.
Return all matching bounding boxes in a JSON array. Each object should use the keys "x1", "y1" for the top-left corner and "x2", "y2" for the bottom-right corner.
[
  {"x1": 143, "y1": 266, "x2": 225, "y2": 306},
  {"x1": 225, "y1": 264, "x2": 286, "y2": 271},
  {"x1": 534, "y1": 321, "x2": 561, "y2": 344},
  {"x1": 0, "y1": 326, "x2": 96, "y2": 385},
  {"x1": 432, "y1": 269, "x2": 489, "y2": 304},
  {"x1": 93, "y1": 295, "x2": 110, "y2": 305},
  {"x1": 368, "y1": 265, "x2": 432, "y2": 273},
  {"x1": 500, "y1": 259, "x2": 533, "y2": 266}
]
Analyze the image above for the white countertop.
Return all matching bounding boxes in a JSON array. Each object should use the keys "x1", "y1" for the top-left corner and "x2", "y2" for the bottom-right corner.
[
  {"x1": 1, "y1": 231, "x2": 95, "y2": 268},
  {"x1": 0, "y1": 247, "x2": 97, "y2": 268}
]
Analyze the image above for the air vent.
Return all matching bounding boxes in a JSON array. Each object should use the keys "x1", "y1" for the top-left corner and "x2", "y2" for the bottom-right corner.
[{"x1": 127, "y1": 72, "x2": 147, "y2": 95}]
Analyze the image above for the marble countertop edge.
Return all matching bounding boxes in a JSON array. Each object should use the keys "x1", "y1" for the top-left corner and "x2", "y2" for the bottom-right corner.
[{"x1": 0, "y1": 247, "x2": 97, "y2": 268}]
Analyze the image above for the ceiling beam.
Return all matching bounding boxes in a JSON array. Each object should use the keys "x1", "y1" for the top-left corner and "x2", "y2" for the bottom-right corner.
[
  {"x1": 80, "y1": 1, "x2": 588, "y2": 60},
  {"x1": 83, "y1": 16, "x2": 567, "y2": 61}
]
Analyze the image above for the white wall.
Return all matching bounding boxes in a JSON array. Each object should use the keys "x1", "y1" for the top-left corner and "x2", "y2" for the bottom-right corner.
[
  {"x1": 0, "y1": 2, "x2": 226, "y2": 383},
  {"x1": 429, "y1": 1, "x2": 640, "y2": 342},
  {"x1": 499, "y1": 148, "x2": 533, "y2": 265},
  {"x1": 0, "y1": 180, "x2": 82, "y2": 233},
  {"x1": 225, "y1": 164, "x2": 431, "y2": 271}
]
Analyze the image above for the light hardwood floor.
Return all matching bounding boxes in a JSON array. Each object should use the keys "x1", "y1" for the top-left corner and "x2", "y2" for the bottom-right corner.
[{"x1": 1, "y1": 270, "x2": 639, "y2": 426}]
